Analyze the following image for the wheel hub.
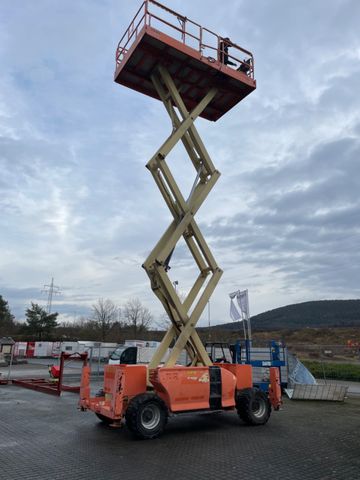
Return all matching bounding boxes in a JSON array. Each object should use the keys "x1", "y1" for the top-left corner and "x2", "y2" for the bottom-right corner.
[
  {"x1": 141, "y1": 404, "x2": 160, "y2": 429},
  {"x1": 252, "y1": 399, "x2": 266, "y2": 418}
]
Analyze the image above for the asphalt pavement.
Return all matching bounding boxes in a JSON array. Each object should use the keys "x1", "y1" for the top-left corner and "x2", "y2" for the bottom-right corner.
[{"x1": 0, "y1": 383, "x2": 359, "y2": 480}]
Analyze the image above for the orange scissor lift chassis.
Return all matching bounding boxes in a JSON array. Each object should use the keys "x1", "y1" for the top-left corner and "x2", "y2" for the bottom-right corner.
[{"x1": 79, "y1": 1, "x2": 281, "y2": 439}]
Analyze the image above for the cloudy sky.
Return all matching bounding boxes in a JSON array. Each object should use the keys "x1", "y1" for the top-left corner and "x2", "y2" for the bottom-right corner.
[{"x1": 1, "y1": 0, "x2": 359, "y2": 327}]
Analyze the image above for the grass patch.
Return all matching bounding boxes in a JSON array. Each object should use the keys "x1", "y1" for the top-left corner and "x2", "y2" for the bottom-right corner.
[{"x1": 302, "y1": 360, "x2": 360, "y2": 382}]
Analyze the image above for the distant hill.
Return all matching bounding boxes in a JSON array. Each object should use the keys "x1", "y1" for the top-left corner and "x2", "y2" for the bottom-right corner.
[{"x1": 213, "y1": 300, "x2": 360, "y2": 331}]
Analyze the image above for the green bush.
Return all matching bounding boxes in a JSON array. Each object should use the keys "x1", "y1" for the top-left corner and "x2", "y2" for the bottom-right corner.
[{"x1": 302, "y1": 360, "x2": 360, "y2": 382}]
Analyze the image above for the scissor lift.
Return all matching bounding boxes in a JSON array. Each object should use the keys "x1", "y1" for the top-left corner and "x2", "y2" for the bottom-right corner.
[{"x1": 80, "y1": 0, "x2": 281, "y2": 439}]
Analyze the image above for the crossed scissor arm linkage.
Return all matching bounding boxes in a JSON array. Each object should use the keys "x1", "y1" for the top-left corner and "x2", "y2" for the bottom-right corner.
[{"x1": 142, "y1": 65, "x2": 223, "y2": 368}]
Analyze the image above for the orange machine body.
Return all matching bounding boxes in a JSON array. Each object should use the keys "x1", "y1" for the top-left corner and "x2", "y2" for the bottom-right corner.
[
  {"x1": 150, "y1": 367, "x2": 211, "y2": 411},
  {"x1": 150, "y1": 365, "x2": 243, "y2": 411},
  {"x1": 80, "y1": 365, "x2": 147, "y2": 420},
  {"x1": 269, "y1": 367, "x2": 282, "y2": 410},
  {"x1": 80, "y1": 363, "x2": 258, "y2": 420},
  {"x1": 214, "y1": 363, "x2": 253, "y2": 390}
]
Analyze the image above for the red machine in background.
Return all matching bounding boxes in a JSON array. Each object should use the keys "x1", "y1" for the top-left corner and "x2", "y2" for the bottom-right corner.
[
  {"x1": 26, "y1": 342, "x2": 35, "y2": 358},
  {"x1": 13, "y1": 352, "x2": 88, "y2": 396}
]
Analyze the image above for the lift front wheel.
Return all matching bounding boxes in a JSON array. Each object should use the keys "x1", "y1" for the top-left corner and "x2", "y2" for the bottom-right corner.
[
  {"x1": 125, "y1": 393, "x2": 168, "y2": 439},
  {"x1": 236, "y1": 388, "x2": 271, "y2": 426}
]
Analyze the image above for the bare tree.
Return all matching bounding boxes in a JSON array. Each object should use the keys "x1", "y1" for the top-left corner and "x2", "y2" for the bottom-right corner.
[
  {"x1": 90, "y1": 298, "x2": 119, "y2": 341},
  {"x1": 154, "y1": 312, "x2": 172, "y2": 331},
  {"x1": 153, "y1": 288, "x2": 187, "y2": 331},
  {"x1": 123, "y1": 298, "x2": 153, "y2": 337}
]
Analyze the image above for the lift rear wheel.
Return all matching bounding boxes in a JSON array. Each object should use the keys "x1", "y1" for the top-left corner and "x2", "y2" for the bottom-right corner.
[
  {"x1": 236, "y1": 388, "x2": 271, "y2": 425},
  {"x1": 125, "y1": 393, "x2": 168, "y2": 439}
]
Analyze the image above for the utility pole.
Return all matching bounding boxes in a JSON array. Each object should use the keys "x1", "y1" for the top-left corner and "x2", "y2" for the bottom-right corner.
[{"x1": 42, "y1": 277, "x2": 61, "y2": 314}]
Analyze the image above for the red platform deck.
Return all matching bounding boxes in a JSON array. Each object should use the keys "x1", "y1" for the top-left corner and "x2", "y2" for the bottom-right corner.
[{"x1": 114, "y1": 1, "x2": 256, "y2": 121}]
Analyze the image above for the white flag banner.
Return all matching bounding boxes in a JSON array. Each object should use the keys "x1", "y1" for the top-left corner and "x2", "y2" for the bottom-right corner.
[
  {"x1": 229, "y1": 289, "x2": 251, "y2": 339},
  {"x1": 229, "y1": 297, "x2": 241, "y2": 321},
  {"x1": 236, "y1": 290, "x2": 249, "y2": 318},
  {"x1": 229, "y1": 289, "x2": 250, "y2": 321}
]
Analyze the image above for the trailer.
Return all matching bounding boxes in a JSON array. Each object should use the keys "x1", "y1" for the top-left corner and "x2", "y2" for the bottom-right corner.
[
  {"x1": 78, "y1": 341, "x2": 118, "y2": 360},
  {"x1": 14, "y1": 342, "x2": 27, "y2": 358},
  {"x1": 34, "y1": 342, "x2": 53, "y2": 357},
  {"x1": 12, "y1": 341, "x2": 120, "y2": 360}
]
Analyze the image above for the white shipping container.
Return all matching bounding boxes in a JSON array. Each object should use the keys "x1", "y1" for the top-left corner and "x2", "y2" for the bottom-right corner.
[
  {"x1": 125, "y1": 340, "x2": 147, "y2": 347},
  {"x1": 52, "y1": 342, "x2": 61, "y2": 357},
  {"x1": 61, "y1": 342, "x2": 79, "y2": 354},
  {"x1": 78, "y1": 341, "x2": 118, "y2": 359},
  {"x1": 34, "y1": 341, "x2": 53, "y2": 357},
  {"x1": 51, "y1": 341, "x2": 85, "y2": 358},
  {"x1": 137, "y1": 347, "x2": 160, "y2": 363},
  {"x1": 14, "y1": 342, "x2": 28, "y2": 357},
  {"x1": 175, "y1": 349, "x2": 188, "y2": 366}
]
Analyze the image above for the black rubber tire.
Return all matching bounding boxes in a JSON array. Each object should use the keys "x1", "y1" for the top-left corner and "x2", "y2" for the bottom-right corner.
[
  {"x1": 236, "y1": 388, "x2": 271, "y2": 426},
  {"x1": 95, "y1": 413, "x2": 113, "y2": 425},
  {"x1": 125, "y1": 393, "x2": 168, "y2": 439}
]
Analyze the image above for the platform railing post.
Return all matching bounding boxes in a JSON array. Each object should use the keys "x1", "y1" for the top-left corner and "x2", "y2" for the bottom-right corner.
[{"x1": 144, "y1": 0, "x2": 149, "y2": 24}]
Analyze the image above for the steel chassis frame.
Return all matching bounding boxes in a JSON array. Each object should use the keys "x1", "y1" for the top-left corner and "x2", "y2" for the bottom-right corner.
[{"x1": 143, "y1": 65, "x2": 222, "y2": 369}]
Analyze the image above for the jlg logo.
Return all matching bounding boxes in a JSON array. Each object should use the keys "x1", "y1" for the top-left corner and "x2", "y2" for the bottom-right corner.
[{"x1": 198, "y1": 372, "x2": 209, "y2": 383}]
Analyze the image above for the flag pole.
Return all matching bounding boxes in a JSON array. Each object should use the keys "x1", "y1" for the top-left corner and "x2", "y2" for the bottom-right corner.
[
  {"x1": 241, "y1": 310, "x2": 247, "y2": 340},
  {"x1": 246, "y1": 289, "x2": 252, "y2": 341}
]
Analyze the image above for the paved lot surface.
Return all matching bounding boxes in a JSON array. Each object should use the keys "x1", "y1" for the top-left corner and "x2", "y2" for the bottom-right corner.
[{"x1": 0, "y1": 383, "x2": 359, "y2": 480}]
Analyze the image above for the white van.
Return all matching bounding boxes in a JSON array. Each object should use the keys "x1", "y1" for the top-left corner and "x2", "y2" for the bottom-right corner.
[
  {"x1": 108, "y1": 344, "x2": 188, "y2": 366},
  {"x1": 108, "y1": 345, "x2": 161, "y2": 365}
]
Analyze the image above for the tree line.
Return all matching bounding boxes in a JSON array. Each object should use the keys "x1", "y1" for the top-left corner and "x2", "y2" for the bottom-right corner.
[{"x1": 0, "y1": 295, "x2": 156, "y2": 342}]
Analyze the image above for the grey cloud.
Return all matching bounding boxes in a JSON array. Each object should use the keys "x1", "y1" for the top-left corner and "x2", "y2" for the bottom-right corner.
[
  {"x1": 0, "y1": 285, "x2": 94, "y2": 321},
  {"x1": 202, "y1": 130, "x2": 360, "y2": 297},
  {"x1": 1, "y1": 0, "x2": 359, "y2": 321},
  {"x1": 0, "y1": 286, "x2": 43, "y2": 301}
]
